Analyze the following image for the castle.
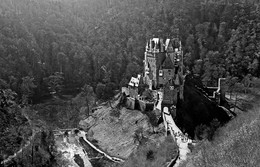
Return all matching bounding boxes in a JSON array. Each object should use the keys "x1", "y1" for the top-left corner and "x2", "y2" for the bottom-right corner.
[{"x1": 124, "y1": 37, "x2": 184, "y2": 111}]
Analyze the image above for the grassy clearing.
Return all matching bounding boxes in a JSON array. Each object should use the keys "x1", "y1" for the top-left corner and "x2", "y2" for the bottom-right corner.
[{"x1": 179, "y1": 95, "x2": 260, "y2": 167}]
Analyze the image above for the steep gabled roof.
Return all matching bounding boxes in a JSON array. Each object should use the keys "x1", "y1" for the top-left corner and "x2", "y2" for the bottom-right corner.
[
  {"x1": 157, "y1": 52, "x2": 166, "y2": 68},
  {"x1": 162, "y1": 55, "x2": 174, "y2": 69}
]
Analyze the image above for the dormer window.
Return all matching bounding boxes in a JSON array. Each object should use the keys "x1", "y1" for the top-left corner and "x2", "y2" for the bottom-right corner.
[{"x1": 159, "y1": 70, "x2": 163, "y2": 76}]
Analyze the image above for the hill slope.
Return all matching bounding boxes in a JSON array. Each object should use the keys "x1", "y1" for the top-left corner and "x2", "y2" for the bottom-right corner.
[
  {"x1": 79, "y1": 100, "x2": 166, "y2": 159},
  {"x1": 179, "y1": 92, "x2": 260, "y2": 167}
]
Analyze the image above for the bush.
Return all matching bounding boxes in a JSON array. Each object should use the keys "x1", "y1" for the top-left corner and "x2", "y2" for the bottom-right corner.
[
  {"x1": 123, "y1": 136, "x2": 178, "y2": 167},
  {"x1": 145, "y1": 110, "x2": 159, "y2": 133},
  {"x1": 133, "y1": 127, "x2": 146, "y2": 145},
  {"x1": 146, "y1": 150, "x2": 155, "y2": 161},
  {"x1": 194, "y1": 119, "x2": 220, "y2": 140},
  {"x1": 110, "y1": 109, "x2": 120, "y2": 118}
]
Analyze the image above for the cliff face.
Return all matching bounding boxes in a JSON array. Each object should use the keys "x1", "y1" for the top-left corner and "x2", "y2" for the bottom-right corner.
[{"x1": 175, "y1": 74, "x2": 231, "y2": 138}]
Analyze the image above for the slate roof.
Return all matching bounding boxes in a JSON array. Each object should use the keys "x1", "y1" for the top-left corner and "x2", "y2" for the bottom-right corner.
[{"x1": 162, "y1": 55, "x2": 175, "y2": 69}]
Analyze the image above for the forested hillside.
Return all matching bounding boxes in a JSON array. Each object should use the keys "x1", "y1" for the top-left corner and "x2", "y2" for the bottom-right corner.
[
  {"x1": 1, "y1": 0, "x2": 260, "y2": 167},
  {"x1": 0, "y1": 0, "x2": 259, "y2": 103}
]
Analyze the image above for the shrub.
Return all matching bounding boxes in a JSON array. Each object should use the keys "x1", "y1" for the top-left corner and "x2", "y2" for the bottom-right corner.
[
  {"x1": 133, "y1": 127, "x2": 146, "y2": 145},
  {"x1": 110, "y1": 109, "x2": 120, "y2": 118},
  {"x1": 145, "y1": 110, "x2": 159, "y2": 133},
  {"x1": 146, "y1": 150, "x2": 155, "y2": 161},
  {"x1": 194, "y1": 119, "x2": 220, "y2": 140},
  {"x1": 123, "y1": 136, "x2": 178, "y2": 167}
]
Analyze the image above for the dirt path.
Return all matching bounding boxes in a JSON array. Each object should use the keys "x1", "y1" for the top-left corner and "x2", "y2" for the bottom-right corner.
[
  {"x1": 0, "y1": 130, "x2": 36, "y2": 165},
  {"x1": 157, "y1": 93, "x2": 193, "y2": 167},
  {"x1": 1, "y1": 108, "x2": 36, "y2": 166},
  {"x1": 77, "y1": 130, "x2": 125, "y2": 163}
]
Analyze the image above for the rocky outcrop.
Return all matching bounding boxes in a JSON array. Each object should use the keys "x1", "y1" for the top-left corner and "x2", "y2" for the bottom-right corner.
[
  {"x1": 79, "y1": 103, "x2": 165, "y2": 159},
  {"x1": 54, "y1": 129, "x2": 93, "y2": 167}
]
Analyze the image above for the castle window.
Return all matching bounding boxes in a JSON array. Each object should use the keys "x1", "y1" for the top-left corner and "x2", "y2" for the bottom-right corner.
[
  {"x1": 151, "y1": 41, "x2": 155, "y2": 50},
  {"x1": 159, "y1": 70, "x2": 163, "y2": 76}
]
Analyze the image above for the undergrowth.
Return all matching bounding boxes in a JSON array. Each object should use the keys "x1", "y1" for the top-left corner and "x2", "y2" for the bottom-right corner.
[
  {"x1": 179, "y1": 96, "x2": 260, "y2": 167},
  {"x1": 122, "y1": 136, "x2": 178, "y2": 167}
]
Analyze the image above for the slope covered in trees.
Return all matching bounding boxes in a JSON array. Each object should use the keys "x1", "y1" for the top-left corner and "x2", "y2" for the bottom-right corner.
[
  {"x1": 0, "y1": 0, "x2": 260, "y2": 166},
  {"x1": 0, "y1": 0, "x2": 259, "y2": 103},
  {"x1": 0, "y1": 89, "x2": 32, "y2": 160}
]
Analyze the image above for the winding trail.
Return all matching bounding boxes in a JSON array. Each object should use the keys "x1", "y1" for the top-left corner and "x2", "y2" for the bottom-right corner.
[
  {"x1": 77, "y1": 130, "x2": 125, "y2": 163},
  {"x1": 1, "y1": 109, "x2": 36, "y2": 166},
  {"x1": 0, "y1": 130, "x2": 36, "y2": 165}
]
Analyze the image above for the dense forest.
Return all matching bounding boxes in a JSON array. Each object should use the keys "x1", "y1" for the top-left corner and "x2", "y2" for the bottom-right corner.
[
  {"x1": 0, "y1": 0, "x2": 259, "y2": 103},
  {"x1": 1, "y1": 0, "x2": 260, "y2": 166}
]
